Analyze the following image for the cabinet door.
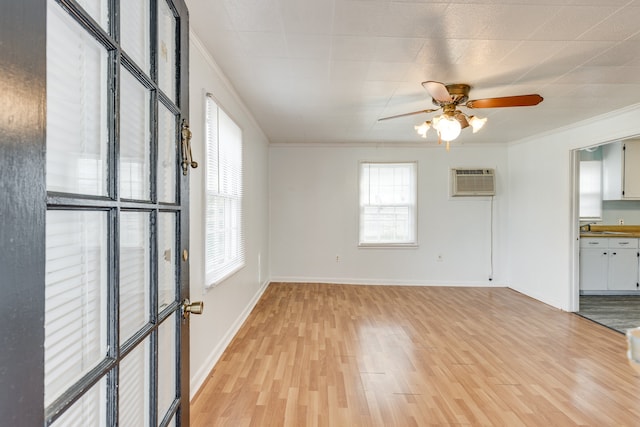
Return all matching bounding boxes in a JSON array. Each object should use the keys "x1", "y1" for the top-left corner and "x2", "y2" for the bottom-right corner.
[
  {"x1": 608, "y1": 249, "x2": 639, "y2": 290},
  {"x1": 623, "y1": 140, "x2": 640, "y2": 198},
  {"x1": 580, "y1": 249, "x2": 609, "y2": 291}
]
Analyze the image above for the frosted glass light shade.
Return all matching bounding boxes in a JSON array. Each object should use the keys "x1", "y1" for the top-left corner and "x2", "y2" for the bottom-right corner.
[
  {"x1": 436, "y1": 116, "x2": 461, "y2": 141},
  {"x1": 469, "y1": 116, "x2": 487, "y2": 133}
]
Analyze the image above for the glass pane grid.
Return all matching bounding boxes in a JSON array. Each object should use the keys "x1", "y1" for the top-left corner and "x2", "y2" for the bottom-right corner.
[
  {"x1": 120, "y1": 0, "x2": 150, "y2": 73},
  {"x1": 50, "y1": 377, "x2": 107, "y2": 427},
  {"x1": 157, "y1": 313, "x2": 178, "y2": 424},
  {"x1": 158, "y1": 0, "x2": 177, "y2": 101},
  {"x1": 45, "y1": 210, "x2": 108, "y2": 407},
  {"x1": 47, "y1": 2, "x2": 109, "y2": 197},
  {"x1": 119, "y1": 67, "x2": 152, "y2": 201},
  {"x1": 119, "y1": 211, "x2": 151, "y2": 345},
  {"x1": 119, "y1": 338, "x2": 150, "y2": 426},
  {"x1": 46, "y1": 0, "x2": 185, "y2": 424}
]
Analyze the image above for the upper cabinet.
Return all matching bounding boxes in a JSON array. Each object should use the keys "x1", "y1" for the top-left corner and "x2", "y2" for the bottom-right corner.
[{"x1": 603, "y1": 139, "x2": 640, "y2": 200}]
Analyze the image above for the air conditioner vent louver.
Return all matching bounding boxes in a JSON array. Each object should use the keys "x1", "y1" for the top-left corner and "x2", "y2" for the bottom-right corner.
[{"x1": 451, "y1": 168, "x2": 495, "y2": 196}]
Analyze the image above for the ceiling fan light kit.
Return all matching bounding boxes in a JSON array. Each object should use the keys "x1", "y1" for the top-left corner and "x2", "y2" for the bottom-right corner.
[{"x1": 380, "y1": 81, "x2": 543, "y2": 149}]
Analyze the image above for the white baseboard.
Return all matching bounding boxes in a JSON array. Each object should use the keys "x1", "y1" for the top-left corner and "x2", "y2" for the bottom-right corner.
[
  {"x1": 189, "y1": 279, "x2": 270, "y2": 401},
  {"x1": 269, "y1": 276, "x2": 505, "y2": 287}
]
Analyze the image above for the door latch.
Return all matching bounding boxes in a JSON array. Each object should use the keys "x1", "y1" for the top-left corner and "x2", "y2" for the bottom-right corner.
[
  {"x1": 181, "y1": 119, "x2": 198, "y2": 175},
  {"x1": 181, "y1": 299, "x2": 204, "y2": 319}
]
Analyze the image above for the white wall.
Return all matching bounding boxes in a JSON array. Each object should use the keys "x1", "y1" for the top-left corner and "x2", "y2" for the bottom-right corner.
[
  {"x1": 188, "y1": 34, "x2": 270, "y2": 398},
  {"x1": 506, "y1": 105, "x2": 640, "y2": 311},
  {"x1": 270, "y1": 144, "x2": 509, "y2": 286}
]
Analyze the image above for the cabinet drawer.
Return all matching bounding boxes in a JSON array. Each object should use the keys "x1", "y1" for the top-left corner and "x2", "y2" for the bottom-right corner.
[
  {"x1": 580, "y1": 238, "x2": 607, "y2": 248},
  {"x1": 609, "y1": 238, "x2": 638, "y2": 249}
]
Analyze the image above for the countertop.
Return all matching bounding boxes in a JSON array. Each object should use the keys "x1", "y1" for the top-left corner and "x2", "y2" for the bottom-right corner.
[{"x1": 580, "y1": 225, "x2": 640, "y2": 238}]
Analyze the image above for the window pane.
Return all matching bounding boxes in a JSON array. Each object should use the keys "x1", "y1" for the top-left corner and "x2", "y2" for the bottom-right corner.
[
  {"x1": 158, "y1": 213, "x2": 176, "y2": 311},
  {"x1": 47, "y1": 3, "x2": 108, "y2": 196},
  {"x1": 158, "y1": 104, "x2": 176, "y2": 203},
  {"x1": 77, "y1": 0, "x2": 109, "y2": 30},
  {"x1": 45, "y1": 210, "x2": 108, "y2": 406},
  {"x1": 50, "y1": 377, "x2": 107, "y2": 427},
  {"x1": 158, "y1": 0, "x2": 177, "y2": 101},
  {"x1": 580, "y1": 160, "x2": 602, "y2": 219},
  {"x1": 205, "y1": 96, "x2": 244, "y2": 286},
  {"x1": 120, "y1": 67, "x2": 151, "y2": 201},
  {"x1": 120, "y1": 212, "x2": 150, "y2": 345},
  {"x1": 119, "y1": 338, "x2": 150, "y2": 426},
  {"x1": 158, "y1": 313, "x2": 177, "y2": 421},
  {"x1": 120, "y1": 0, "x2": 150, "y2": 72},
  {"x1": 359, "y1": 162, "x2": 417, "y2": 245}
]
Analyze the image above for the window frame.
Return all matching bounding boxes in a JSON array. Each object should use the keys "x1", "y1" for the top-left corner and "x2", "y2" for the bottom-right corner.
[
  {"x1": 358, "y1": 161, "x2": 418, "y2": 248},
  {"x1": 579, "y1": 159, "x2": 603, "y2": 221},
  {"x1": 203, "y1": 93, "x2": 244, "y2": 289}
]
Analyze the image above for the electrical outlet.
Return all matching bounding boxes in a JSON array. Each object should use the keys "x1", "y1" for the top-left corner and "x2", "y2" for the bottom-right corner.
[{"x1": 619, "y1": 218, "x2": 625, "y2": 225}]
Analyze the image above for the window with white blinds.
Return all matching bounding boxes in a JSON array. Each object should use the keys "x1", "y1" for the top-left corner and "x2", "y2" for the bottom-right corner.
[
  {"x1": 359, "y1": 162, "x2": 418, "y2": 246},
  {"x1": 204, "y1": 94, "x2": 244, "y2": 287},
  {"x1": 580, "y1": 160, "x2": 603, "y2": 220}
]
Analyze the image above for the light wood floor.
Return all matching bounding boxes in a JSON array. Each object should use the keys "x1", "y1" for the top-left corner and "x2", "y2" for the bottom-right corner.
[{"x1": 190, "y1": 283, "x2": 640, "y2": 426}]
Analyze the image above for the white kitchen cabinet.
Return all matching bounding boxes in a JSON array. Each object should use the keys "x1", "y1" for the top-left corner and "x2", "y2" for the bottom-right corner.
[
  {"x1": 580, "y1": 238, "x2": 640, "y2": 293},
  {"x1": 603, "y1": 139, "x2": 640, "y2": 200},
  {"x1": 579, "y1": 238, "x2": 609, "y2": 291},
  {"x1": 608, "y1": 238, "x2": 639, "y2": 291}
]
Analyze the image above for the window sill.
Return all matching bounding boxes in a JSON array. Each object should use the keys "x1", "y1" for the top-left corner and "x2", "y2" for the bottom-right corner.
[{"x1": 204, "y1": 262, "x2": 245, "y2": 291}]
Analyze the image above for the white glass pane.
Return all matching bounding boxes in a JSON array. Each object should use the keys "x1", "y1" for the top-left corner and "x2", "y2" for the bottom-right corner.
[
  {"x1": 119, "y1": 339, "x2": 150, "y2": 427},
  {"x1": 158, "y1": 0, "x2": 176, "y2": 100},
  {"x1": 157, "y1": 313, "x2": 177, "y2": 420},
  {"x1": 51, "y1": 377, "x2": 107, "y2": 427},
  {"x1": 47, "y1": 2, "x2": 108, "y2": 196},
  {"x1": 120, "y1": 212, "x2": 150, "y2": 345},
  {"x1": 359, "y1": 162, "x2": 417, "y2": 245},
  {"x1": 120, "y1": 0, "x2": 150, "y2": 72},
  {"x1": 158, "y1": 104, "x2": 176, "y2": 203},
  {"x1": 77, "y1": 0, "x2": 109, "y2": 29},
  {"x1": 158, "y1": 213, "x2": 176, "y2": 311},
  {"x1": 120, "y1": 67, "x2": 151, "y2": 200},
  {"x1": 204, "y1": 97, "x2": 245, "y2": 286},
  {"x1": 580, "y1": 160, "x2": 603, "y2": 219},
  {"x1": 45, "y1": 210, "x2": 108, "y2": 407}
]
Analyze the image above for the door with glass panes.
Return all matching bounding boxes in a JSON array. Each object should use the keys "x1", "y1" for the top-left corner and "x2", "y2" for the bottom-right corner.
[{"x1": 44, "y1": 0, "x2": 193, "y2": 425}]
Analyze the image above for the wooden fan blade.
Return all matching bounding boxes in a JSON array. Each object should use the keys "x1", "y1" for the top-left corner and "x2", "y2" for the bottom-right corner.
[
  {"x1": 466, "y1": 94, "x2": 543, "y2": 109},
  {"x1": 455, "y1": 113, "x2": 469, "y2": 129},
  {"x1": 378, "y1": 108, "x2": 439, "y2": 121},
  {"x1": 422, "y1": 81, "x2": 452, "y2": 103}
]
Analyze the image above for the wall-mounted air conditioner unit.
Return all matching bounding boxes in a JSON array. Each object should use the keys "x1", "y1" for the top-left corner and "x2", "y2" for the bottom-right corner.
[{"x1": 451, "y1": 168, "x2": 495, "y2": 196}]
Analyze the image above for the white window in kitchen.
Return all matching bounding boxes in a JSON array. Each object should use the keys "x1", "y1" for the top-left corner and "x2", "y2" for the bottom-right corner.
[
  {"x1": 359, "y1": 162, "x2": 418, "y2": 246},
  {"x1": 204, "y1": 94, "x2": 244, "y2": 287},
  {"x1": 579, "y1": 160, "x2": 602, "y2": 220}
]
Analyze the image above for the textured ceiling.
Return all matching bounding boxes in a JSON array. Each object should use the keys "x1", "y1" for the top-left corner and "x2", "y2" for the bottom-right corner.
[{"x1": 186, "y1": 0, "x2": 640, "y2": 146}]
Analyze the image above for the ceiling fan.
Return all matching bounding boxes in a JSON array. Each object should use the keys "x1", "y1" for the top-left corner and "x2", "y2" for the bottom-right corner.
[{"x1": 379, "y1": 81, "x2": 543, "y2": 149}]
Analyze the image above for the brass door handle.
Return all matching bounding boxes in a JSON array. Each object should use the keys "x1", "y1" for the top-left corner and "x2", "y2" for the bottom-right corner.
[
  {"x1": 182, "y1": 299, "x2": 204, "y2": 319},
  {"x1": 181, "y1": 119, "x2": 198, "y2": 175}
]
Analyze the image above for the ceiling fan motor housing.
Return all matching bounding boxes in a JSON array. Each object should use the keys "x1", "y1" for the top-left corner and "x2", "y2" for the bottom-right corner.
[{"x1": 432, "y1": 84, "x2": 470, "y2": 107}]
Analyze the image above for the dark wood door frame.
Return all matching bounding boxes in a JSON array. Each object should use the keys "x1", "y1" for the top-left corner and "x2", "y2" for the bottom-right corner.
[{"x1": 0, "y1": 0, "x2": 46, "y2": 425}]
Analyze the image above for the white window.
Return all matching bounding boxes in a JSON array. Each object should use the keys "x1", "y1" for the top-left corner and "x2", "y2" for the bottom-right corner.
[
  {"x1": 580, "y1": 160, "x2": 602, "y2": 220},
  {"x1": 204, "y1": 94, "x2": 244, "y2": 287},
  {"x1": 359, "y1": 162, "x2": 418, "y2": 246}
]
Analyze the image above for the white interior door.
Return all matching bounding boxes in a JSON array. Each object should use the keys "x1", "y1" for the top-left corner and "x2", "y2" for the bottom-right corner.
[{"x1": 44, "y1": 0, "x2": 191, "y2": 425}]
